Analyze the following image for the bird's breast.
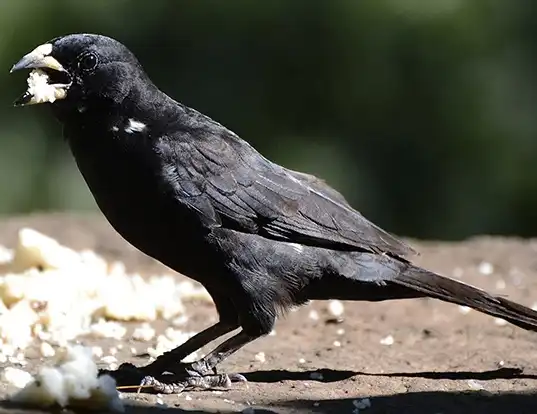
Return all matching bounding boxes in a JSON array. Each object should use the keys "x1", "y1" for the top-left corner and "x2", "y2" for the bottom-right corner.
[{"x1": 64, "y1": 125, "x2": 217, "y2": 280}]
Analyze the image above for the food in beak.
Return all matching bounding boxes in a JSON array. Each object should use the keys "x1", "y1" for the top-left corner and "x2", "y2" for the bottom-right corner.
[
  {"x1": 15, "y1": 69, "x2": 65, "y2": 106},
  {"x1": 14, "y1": 69, "x2": 71, "y2": 107},
  {"x1": 10, "y1": 43, "x2": 72, "y2": 107}
]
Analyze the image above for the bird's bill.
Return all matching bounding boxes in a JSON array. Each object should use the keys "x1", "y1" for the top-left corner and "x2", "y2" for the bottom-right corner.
[
  {"x1": 10, "y1": 43, "x2": 72, "y2": 107},
  {"x1": 11, "y1": 43, "x2": 63, "y2": 73}
]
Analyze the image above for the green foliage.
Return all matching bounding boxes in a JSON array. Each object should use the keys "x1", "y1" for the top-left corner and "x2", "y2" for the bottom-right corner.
[{"x1": 1, "y1": 0, "x2": 536, "y2": 240}]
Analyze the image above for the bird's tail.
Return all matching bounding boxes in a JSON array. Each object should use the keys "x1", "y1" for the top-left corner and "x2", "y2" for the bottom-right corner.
[{"x1": 394, "y1": 265, "x2": 537, "y2": 332}]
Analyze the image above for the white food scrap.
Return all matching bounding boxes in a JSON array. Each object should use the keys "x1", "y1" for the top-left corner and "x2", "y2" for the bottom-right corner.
[
  {"x1": 308, "y1": 309, "x2": 319, "y2": 321},
  {"x1": 327, "y1": 299, "x2": 344, "y2": 317},
  {"x1": 10, "y1": 345, "x2": 124, "y2": 412},
  {"x1": 1, "y1": 367, "x2": 33, "y2": 389},
  {"x1": 147, "y1": 328, "x2": 198, "y2": 362},
  {"x1": 25, "y1": 69, "x2": 67, "y2": 104},
  {"x1": 0, "y1": 227, "x2": 213, "y2": 357},
  {"x1": 478, "y1": 261, "x2": 494, "y2": 275},
  {"x1": 101, "y1": 355, "x2": 118, "y2": 365},
  {"x1": 254, "y1": 352, "x2": 266, "y2": 363},
  {"x1": 90, "y1": 320, "x2": 127, "y2": 340},
  {"x1": 379, "y1": 334, "x2": 394, "y2": 346},
  {"x1": 91, "y1": 346, "x2": 104, "y2": 358},
  {"x1": 40, "y1": 342, "x2": 55, "y2": 358},
  {"x1": 467, "y1": 379, "x2": 485, "y2": 391}
]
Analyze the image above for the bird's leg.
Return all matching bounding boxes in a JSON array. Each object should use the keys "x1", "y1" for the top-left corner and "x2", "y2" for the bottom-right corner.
[
  {"x1": 101, "y1": 321, "x2": 237, "y2": 386},
  {"x1": 145, "y1": 321, "x2": 239, "y2": 375},
  {"x1": 188, "y1": 330, "x2": 255, "y2": 375},
  {"x1": 138, "y1": 330, "x2": 257, "y2": 394}
]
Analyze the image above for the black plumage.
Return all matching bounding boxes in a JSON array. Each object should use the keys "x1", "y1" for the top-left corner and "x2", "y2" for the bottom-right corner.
[{"x1": 11, "y1": 34, "x2": 537, "y2": 394}]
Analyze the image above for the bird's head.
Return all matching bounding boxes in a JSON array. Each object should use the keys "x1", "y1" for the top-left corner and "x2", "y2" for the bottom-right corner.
[{"x1": 10, "y1": 33, "x2": 146, "y2": 110}]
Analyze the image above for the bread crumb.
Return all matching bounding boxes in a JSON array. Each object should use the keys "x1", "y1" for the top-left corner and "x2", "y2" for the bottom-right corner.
[
  {"x1": 467, "y1": 379, "x2": 485, "y2": 390},
  {"x1": 10, "y1": 345, "x2": 124, "y2": 412},
  {"x1": 478, "y1": 262, "x2": 494, "y2": 275},
  {"x1": 380, "y1": 335, "x2": 394, "y2": 346},
  {"x1": 132, "y1": 323, "x2": 155, "y2": 341},
  {"x1": 40, "y1": 342, "x2": 55, "y2": 358},
  {"x1": 327, "y1": 300, "x2": 344, "y2": 317},
  {"x1": 2, "y1": 367, "x2": 33, "y2": 389},
  {"x1": 0, "y1": 228, "x2": 213, "y2": 355}
]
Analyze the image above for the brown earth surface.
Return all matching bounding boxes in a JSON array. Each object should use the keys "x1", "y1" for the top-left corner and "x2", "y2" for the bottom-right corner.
[{"x1": 0, "y1": 213, "x2": 537, "y2": 414}]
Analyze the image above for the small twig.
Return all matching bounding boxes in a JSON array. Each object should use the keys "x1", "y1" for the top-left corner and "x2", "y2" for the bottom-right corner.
[{"x1": 116, "y1": 384, "x2": 155, "y2": 391}]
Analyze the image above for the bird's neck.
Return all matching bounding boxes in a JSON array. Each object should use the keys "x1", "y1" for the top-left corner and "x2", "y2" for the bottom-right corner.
[{"x1": 52, "y1": 78, "x2": 178, "y2": 129}]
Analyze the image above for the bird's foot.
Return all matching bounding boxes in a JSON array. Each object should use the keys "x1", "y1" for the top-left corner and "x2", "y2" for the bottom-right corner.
[
  {"x1": 137, "y1": 371, "x2": 247, "y2": 394},
  {"x1": 100, "y1": 361, "x2": 247, "y2": 394}
]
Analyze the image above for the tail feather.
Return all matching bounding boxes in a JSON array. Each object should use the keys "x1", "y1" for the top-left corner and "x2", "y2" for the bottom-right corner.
[{"x1": 394, "y1": 266, "x2": 537, "y2": 332}]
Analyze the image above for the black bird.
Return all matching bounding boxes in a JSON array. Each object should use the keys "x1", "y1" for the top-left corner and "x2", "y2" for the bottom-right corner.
[{"x1": 10, "y1": 34, "x2": 537, "y2": 394}]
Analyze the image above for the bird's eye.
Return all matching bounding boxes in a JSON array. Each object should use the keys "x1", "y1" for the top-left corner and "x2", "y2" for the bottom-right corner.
[{"x1": 78, "y1": 53, "x2": 98, "y2": 72}]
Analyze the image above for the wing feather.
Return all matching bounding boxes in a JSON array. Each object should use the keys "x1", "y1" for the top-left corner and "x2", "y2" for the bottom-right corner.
[{"x1": 159, "y1": 131, "x2": 415, "y2": 257}]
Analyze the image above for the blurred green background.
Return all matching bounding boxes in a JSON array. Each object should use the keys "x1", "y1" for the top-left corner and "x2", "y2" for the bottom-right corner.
[{"x1": 1, "y1": 0, "x2": 537, "y2": 240}]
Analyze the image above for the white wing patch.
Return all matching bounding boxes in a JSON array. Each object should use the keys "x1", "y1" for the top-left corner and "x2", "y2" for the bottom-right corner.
[{"x1": 125, "y1": 119, "x2": 147, "y2": 134}]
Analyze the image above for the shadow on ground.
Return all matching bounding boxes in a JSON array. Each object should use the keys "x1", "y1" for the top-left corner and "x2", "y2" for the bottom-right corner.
[
  {"x1": 244, "y1": 366, "x2": 537, "y2": 383},
  {"x1": 275, "y1": 390, "x2": 537, "y2": 414},
  {"x1": 0, "y1": 400, "x2": 237, "y2": 414},
  {"x1": 3, "y1": 392, "x2": 537, "y2": 414},
  {"x1": 1, "y1": 369, "x2": 536, "y2": 414}
]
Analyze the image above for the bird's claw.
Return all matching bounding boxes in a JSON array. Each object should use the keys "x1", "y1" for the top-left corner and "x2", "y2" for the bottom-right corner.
[
  {"x1": 100, "y1": 361, "x2": 246, "y2": 394},
  {"x1": 138, "y1": 372, "x2": 247, "y2": 394}
]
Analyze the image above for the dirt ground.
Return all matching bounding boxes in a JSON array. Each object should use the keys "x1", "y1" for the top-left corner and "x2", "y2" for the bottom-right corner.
[{"x1": 1, "y1": 213, "x2": 537, "y2": 414}]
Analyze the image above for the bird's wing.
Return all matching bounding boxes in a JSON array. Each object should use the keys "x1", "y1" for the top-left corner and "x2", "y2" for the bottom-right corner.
[
  {"x1": 160, "y1": 131, "x2": 416, "y2": 257},
  {"x1": 284, "y1": 169, "x2": 352, "y2": 207}
]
